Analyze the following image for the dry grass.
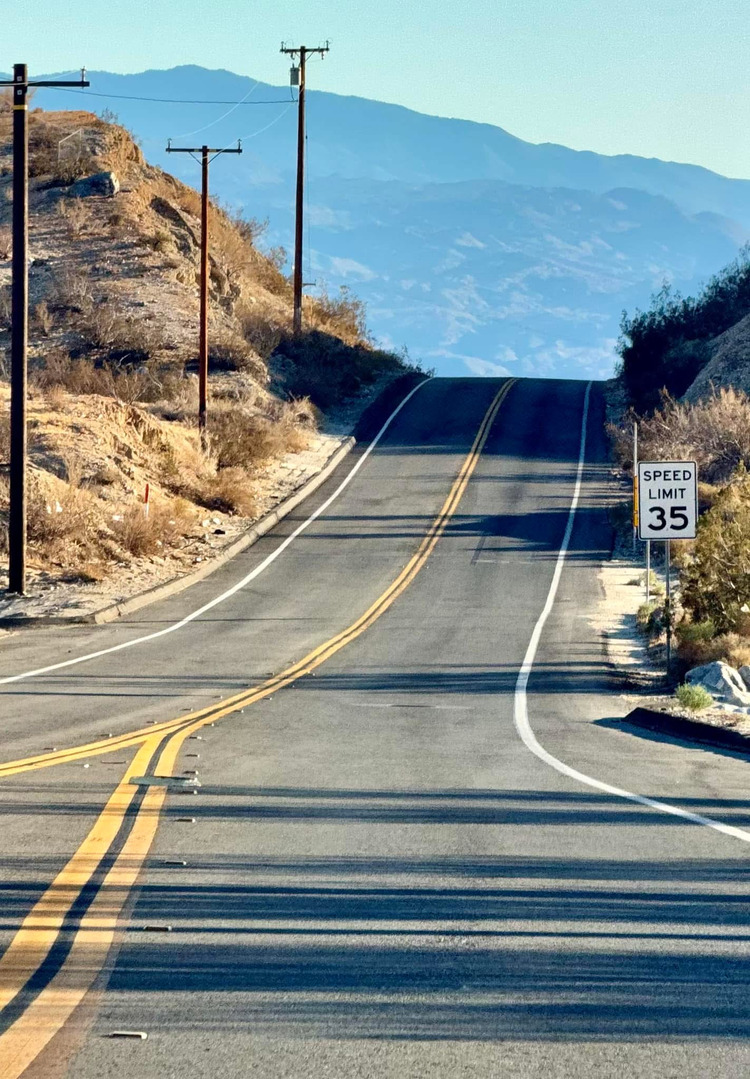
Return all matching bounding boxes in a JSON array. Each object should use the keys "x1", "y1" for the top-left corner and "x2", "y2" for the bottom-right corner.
[
  {"x1": 210, "y1": 467, "x2": 258, "y2": 517},
  {"x1": 208, "y1": 402, "x2": 309, "y2": 470},
  {"x1": 112, "y1": 499, "x2": 192, "y2": 557},
  {"x1": 32, "y1": 352, "x2": 183, "y2": 406},
  {"x1": 610, "y1": 386, "x2": 750, "y2": 485},
  {"x1": 208, "y1": 330, "x2": 266, "y2": 380},
  {"x1": 236, "y1": 303, "x2": 283, "y2": 361},
  {"x1": 0, "y1": 285, "x2": 10, "y2": 331},
  {"x1": 28, "y1": 119, "x2": 95, "y2": 183},
  {"x1": 57, "y1": 196, "x2": 89, "y2": 238},
  {"x1": 32, "y1": 301, "x2": 53, "y2": 337},
  {"x1": 0, "y1": 225, "x2": 10, "y2": 260},
  {"x1": 307, "y1": 286, "x2": 369, "y2": 346},
  {"x1": 25, "y1": 474, "x2": 103, "y2": 571}
]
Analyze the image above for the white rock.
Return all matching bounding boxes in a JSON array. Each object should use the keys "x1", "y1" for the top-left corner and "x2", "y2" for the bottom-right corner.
[
  {"x1": 685, "y1": 661, "x2": 750, "y2": 706},
  {"x1": 739, "y1": 665, "x2": 750, "y2": 689}
]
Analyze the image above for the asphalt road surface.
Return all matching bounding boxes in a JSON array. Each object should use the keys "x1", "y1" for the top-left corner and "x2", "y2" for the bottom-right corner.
[{"x1": 0, "y1": 377, "x2": 749, "y2": 1079}]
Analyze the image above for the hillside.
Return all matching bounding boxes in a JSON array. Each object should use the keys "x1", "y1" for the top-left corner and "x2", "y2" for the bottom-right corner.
[
  {"x1": 0, "y1": 104, "x2": 409, "y2": 596},
  {"x1": 27, "y1": 66, "x2": 750, "y2": 379},
  {"x1": 617, "y1": 246, "x2": 750, "y2": 410}
]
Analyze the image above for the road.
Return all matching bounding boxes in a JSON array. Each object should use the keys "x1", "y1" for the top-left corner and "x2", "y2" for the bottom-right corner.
[{"x1": 0, "y1": 376, "x2": 749, "y2": 1078}]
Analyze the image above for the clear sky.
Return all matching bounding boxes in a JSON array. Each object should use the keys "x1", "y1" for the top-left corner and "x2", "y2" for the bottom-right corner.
[{"x1": 7, "y1": 0, "x2": 750, "y2": 179}]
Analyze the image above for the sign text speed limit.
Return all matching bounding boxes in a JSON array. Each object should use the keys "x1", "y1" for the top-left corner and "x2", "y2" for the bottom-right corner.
[{"x1": 637, "y1": 461, "x2": 697, "y2": 540}]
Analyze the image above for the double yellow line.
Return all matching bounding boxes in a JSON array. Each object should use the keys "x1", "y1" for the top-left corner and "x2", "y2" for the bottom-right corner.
[{"x1": 0, "y1": 378, "x2": 515, "y2": 1076}]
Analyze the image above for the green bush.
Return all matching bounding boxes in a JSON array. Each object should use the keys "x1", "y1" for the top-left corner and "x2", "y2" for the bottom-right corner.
[
  {"x1": 675, "y1": 619, "x2": 716, "y2": 644},
  {"x1": 681, "y1": 467, "x2": 750, "y2": 632},
  {"x1": 636, "y1": 600, "x2": 662, "y2": 636},
  {"x1": 619, "y1": 245, "x2": 750, "y2": 411},
  {"x1": 675, "y1": 683, "x2": 713, "y2": 712}
]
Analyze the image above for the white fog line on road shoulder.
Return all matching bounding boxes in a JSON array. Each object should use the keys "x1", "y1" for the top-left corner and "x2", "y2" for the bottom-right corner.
[
  {"x1": 514, "y1": 382, "x2": 750, "y2": 846},
  {"x1": 0, "y1": 379, "x2": 432, "y2": 686}
]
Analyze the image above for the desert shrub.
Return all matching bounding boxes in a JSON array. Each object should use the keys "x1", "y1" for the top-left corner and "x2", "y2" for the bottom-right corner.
[
  {"x1": 0, "y1": 406, "x2": 9, "y2": 463},
  {"x1": 28, "y1": 121, "x2": 94, "y2": 183},
  {"x1": 58, "y1": 294, "x2": 166, "y2": 363},
  {"x1": 140, "y1": 229, "x2": 173, "y2": 254},
  {"x1": 274, "y1": 330, "x2": 405, "y2": 410},
  {"x1": 309, "y1": 286, "x2": 369, "y2": 344},
  {"x1": 681, "y1": 467, "x2": 750, "y2": 632},
  {"x1": 208, "y1": 404, "x2": 308, "y2": 470},
  {"x1": 33, "y1": 350, "x2": 183, "y2": 406},
  {"x1": 112, "y1": 499, "x2": 191, "y2": 557},
  {"x1": 53, "y1": 267, "x2": 94, "y2": 315},
  {"x1": 675, "y1": 683, "x2": 712, "y2": 712},
  {"x1": 609, "y1": 387, "x2": 750, "y2": 486},
  {"x1": 675, "y1": 619, "x2": 716, "y2": 644},
  {"x1": 636, "y1": 600, "x2": 663, "y2": 637},
  {"x1": 0, "y1": 284, "x2": 10, "y2": 330},
  {"x1": 25, "y1": 475, "x2": 103, "y2": 568},
  {"x1": 237, "y1": 305, "x2": 282, "y2": 362},
  {"x1": 57, "y1": 196, "x2": 89, "y2": 238},
  {"x1": 32, "y1": 301, "x2": 53, "y2": 336},
  {"x1": 207, "y1": 331, "x2": 266, "y2": 380},
  {"x1": 210, "y1": 466, "x2": 258, "y2": 516}
]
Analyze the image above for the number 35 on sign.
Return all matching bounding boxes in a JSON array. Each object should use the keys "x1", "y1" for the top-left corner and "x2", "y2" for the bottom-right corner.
[{"x1": 636, "y1": 461, "x2": 698, "y2": 540}]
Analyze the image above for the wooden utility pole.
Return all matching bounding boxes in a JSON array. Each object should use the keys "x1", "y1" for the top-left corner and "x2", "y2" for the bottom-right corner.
[
  {"x1": 0, "y1": 64, "x2": 89, "y2": 595},
  {"x1": 166, "y1": 141, "x2": 241, "y2": 448},
  {"x1": 280, "y1": 42, "x2": 329, "y2": 335}
]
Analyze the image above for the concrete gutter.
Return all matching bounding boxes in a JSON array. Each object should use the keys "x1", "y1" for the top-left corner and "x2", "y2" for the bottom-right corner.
[
  {"x1": 624, "y1": 705, "x2": 750, "y2": 757},
  {"x1": 0, "y1": 369, "x2": 429, "y2": 631},
  {"x1": 0, "y1": 435, "x2": 355, "y2": 630}
]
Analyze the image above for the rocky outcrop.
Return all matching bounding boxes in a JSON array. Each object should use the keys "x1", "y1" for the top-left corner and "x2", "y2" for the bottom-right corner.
[
  {"x1": 685, "y1": 661, "x2": 750, "y2": 707},
  {"x1": 70, "y1": 171, "x2": 120, "y2": 198}
]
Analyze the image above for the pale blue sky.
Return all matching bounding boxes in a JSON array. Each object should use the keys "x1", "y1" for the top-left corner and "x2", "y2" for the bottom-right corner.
[{"x1": 8, "y1": 0, "x2": 750, "y2": 178}]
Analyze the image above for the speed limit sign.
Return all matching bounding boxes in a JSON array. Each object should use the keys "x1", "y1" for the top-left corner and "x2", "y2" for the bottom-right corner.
[{"x1": 637, "y1": 461, "x2": 697, "y2": 540}]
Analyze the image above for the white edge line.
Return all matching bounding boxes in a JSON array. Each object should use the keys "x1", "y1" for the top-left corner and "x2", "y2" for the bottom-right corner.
[
  {"x1": 0, "y1": 378, "x2": 432, "y2": 686},
  {"x1": 513, "y1": 381, "x2": 750, "y2": 846}
]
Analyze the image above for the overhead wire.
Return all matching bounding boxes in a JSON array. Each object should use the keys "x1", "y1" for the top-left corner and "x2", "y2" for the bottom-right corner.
[
  {"x1": 170, "y1": 78, "x2": 263, "y2": 140},
  {"x1": 42, "y1": 86, "x2": 294, "y2": 106}
]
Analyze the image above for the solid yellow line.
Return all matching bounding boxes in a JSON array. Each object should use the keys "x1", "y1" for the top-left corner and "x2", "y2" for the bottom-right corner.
[
  {"x1": 0, "y1": 781, "x2": 167, "y2": 1078},
  {"x1": 0, "y1": 379, "x2": 515, "y2": 1070},
  {"x1": 0, "y1": 735, "x2": 160, "y2": 1015},
  {"x1": 0, "y1": 378, "x2": 516, "y2": 781}
]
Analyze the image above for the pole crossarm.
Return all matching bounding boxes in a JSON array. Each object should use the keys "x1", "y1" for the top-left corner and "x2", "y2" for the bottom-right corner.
[
  {"x1": 0, "y1": 68, "x2": 90, "y2": 89},
  {"x1": 166, "y1": 142, "x2": 242, "y2": 156},
  {"x1": 280, "y1": 42, "x2": 330, "y2": 59}
]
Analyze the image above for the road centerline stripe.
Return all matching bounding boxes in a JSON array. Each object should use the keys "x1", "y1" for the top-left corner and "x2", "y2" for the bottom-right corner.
[{"x1": 0, "y1": 379, "x2": 516, "y2": 1072}]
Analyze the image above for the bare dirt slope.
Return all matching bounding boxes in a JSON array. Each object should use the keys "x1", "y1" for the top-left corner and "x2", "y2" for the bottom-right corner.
[
  {"x1": 685, "y1": 311, "x2": 750, "y2": 400},
  {"x1": 0, "y1": 104, "x2": 410, "y2": 604}
]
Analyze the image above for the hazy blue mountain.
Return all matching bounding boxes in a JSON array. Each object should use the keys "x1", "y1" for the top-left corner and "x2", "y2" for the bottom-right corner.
[{"x1": 29, "y1": 66, "x2": 750, "y2": 377}]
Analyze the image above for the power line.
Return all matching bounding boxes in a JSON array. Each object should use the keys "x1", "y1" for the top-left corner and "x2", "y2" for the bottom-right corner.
[
  {"x1": 44, "y1": 86, "x2": 295, "y2": 105},
  {"x1": 171, "y1": 77, "x2": 263, "y2": 140}
]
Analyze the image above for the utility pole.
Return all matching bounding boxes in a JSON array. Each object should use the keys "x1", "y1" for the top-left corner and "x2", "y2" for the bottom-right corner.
[
  {"x1": 280, "y1": 41, "x2": 329, "y2": 334},
  {"x1": 0, "y1": 64, "x2": 89, "y2": 595},
  {"x1": 166, "y1": 141, "x2": 241, "y2": 448}
]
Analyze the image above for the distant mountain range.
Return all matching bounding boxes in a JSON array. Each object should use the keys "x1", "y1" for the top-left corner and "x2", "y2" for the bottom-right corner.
[{"x1": 28, "y1": 66, "x2": 750, "y2": 378}]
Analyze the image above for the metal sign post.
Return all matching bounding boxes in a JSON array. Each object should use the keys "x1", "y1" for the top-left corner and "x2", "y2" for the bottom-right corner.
[
  {"x1": 637, "y1": 461, "x2": 698, "y2": 676},
  {"x1": 632, "y1": 421, "x2": 638, "y2": 551}
]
